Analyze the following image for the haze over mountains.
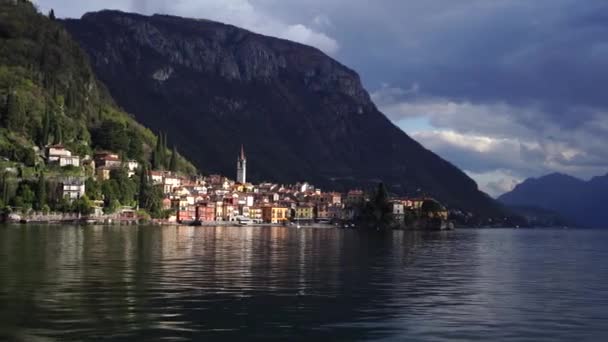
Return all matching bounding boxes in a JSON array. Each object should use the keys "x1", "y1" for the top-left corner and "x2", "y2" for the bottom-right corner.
[
  {"x1": 61, "y1": 10, "x2": 504, "y2": 217},
  {"x1": 499, "y1": 173, "x2": 608, "y2": 228}
]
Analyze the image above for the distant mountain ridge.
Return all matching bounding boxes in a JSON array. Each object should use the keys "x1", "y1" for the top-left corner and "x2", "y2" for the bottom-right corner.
[
  {"x1": 499, "y1": 173, "x2": 608, "y2": 228},
  {"x1": 61, "y1": 10, "x2": 505, "y2": 217}
]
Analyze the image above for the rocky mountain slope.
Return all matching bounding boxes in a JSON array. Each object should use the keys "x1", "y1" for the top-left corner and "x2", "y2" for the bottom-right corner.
[
  {"x1": 499, "y1": 173, "x2": 608, "y2": 228},
  {"x1": 62, "y1": 10, "x2": 503, "y2": 216}
]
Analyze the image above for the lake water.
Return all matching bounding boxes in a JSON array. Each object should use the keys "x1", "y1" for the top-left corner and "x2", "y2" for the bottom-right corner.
[{"x1": 0, "y1": 225, "x2": 607, "y2": 341}]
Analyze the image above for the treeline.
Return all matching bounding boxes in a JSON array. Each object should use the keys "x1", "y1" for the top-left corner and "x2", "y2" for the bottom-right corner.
[
  {"x1": 355, "y1": 183, "x2": 449, "y2": 230},
  {"x1": 151, "y1": 132, "x2": 180, "y2": 172},
  {"x1": 1, "y1": 165, "x2": 170, "y2": 218}
]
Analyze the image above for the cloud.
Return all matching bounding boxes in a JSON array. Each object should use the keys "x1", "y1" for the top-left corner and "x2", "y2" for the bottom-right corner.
[
  {"x1": 35, "y1": 0, "x2": 339, "y2": 55},
  {"x1": 372, "y1": 84, "x2": 608, "y2": 196}
]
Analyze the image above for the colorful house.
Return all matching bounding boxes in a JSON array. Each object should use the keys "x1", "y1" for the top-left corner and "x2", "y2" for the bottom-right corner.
[{"x1": 262, "y1": 206, "x2": 289, "y2": 224}]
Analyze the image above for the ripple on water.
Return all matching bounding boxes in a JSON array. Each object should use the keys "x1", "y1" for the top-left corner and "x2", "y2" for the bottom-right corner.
[{"x1": 0, "y1": 226, "x2": 608, "y2": 341}]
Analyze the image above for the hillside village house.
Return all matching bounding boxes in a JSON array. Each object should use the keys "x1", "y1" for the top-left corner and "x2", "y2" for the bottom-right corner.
[
  {"x1": 94, "y1": 152, "x2": 139, "y2": 180},
  {"x1": 47, "y1": 145, "x2": 80, "y2": 167},
  {"x1": 61, "y1": 177, "x2": 86, "y2": 201}
]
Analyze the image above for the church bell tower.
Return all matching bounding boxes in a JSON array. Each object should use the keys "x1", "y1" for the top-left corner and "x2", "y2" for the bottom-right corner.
[{"x1": 237, "y1": 145, "x2": 247, "y2": 184}]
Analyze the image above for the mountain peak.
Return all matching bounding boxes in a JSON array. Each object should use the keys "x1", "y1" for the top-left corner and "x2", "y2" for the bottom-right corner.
[{"x1": 499, "y1": 172, "x2": 608, "y2": 228}]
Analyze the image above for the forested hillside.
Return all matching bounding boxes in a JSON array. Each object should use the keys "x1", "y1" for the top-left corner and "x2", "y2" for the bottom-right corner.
[{"x1": 0, "y1": 0, "x2": 196, "y2": 215}]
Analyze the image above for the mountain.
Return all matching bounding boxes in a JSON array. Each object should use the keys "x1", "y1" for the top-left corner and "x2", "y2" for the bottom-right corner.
[
  {"x1": 499, "y1": 173, "x2": 608, "y2": 228},
  {"x1": 61, "y1": 10, "x2": 504, "y2": 217},
  {"x1": 0, "y1": 0, "x2": 195, "y2": 175}
]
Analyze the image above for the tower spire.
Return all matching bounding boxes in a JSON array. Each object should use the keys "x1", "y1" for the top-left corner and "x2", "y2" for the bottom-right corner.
[{"x1": 237, "y1": 144, "x2": 247, "y2": 184}]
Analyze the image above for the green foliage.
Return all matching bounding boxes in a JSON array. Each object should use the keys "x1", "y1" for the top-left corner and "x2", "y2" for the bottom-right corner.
[
  {"x1": 359, "y1": 183, "x2": 393, "y2": 230},
  {"x1": 0, "y1": 0, "x2": 197, "y2": 176},
  {"x1": 12, "y1": 181, "x2": 34, "y2": 209},
  {"x1": 85, "y1": 177, "x2": 101, "y2": 200},
  {"x1": 0, "y1": 1, "x2": 198, "y2": 215},
  {"x1": 34, "y1": 171, "x2": 46, "y2": 210},
  {"x1": 39, "y1": 108, "x2": 50, "y2": 146},
  {"x1": 152, "y1": 132, "x2": 163, "y2": 170},
  {"x1": 109, "y1": 167, "x2": 137, "y2": 206},
  {"x1": 103, "y1": 199, "x2": 120, "y2": 214},
  {"x1": 72, "y1": 194, "x2": 93, "y2": 215},
  {"x1": 169, "y1": 145, "x2": 178, "y2": 172},
  {"x1": 137, "y1": 165, "x2": 163, "y2": 217},
  {"x1": 421, "y1": 200, "x2": 443, "y2": 213},
  {"x1": 91, "y1": 120, "x2": 128, "y2": 152}
]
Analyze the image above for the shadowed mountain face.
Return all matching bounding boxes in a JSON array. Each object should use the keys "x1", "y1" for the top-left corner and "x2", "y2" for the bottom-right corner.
[
  {"x1": 62, "y1": 10, "x2": 502, "y2": 216},
  {"x1": 499, "y1": 173, "x2": 608, "y2": 228}
]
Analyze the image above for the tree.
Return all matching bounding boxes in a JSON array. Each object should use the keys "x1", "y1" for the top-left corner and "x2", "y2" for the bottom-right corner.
[
  {"x1": 34, "y1": 172, "x2": 46, "y2": 210},
  {"x1": 126, "y1": 129, "x2": 144, "y2": 161},
  {"x1": 101, "y1": 179, "x2": 120, "y2": 208},
  {"x1": 110, "y1": 167, "x2": 137, "y2": 206},
  {"x1": 13, "y1": 182, "x2": 34, "y2": 209},
  {"x1": 39, "y1": 109, "x2": 51, "y2": 147},
  {"x1": 138, "y1": 163, "x2": 149, "y2": 208},
  {"x1": 372, "y1": 183, "x2": 392, "y2": 227},
  {"x1": 1, "y1": 173, "x2": 9, "y2": 205},
  {"x1": 53, "y1": 119, "x2": 62, "y2": 144},
  {"x1": 359, "y1": 183, "x2": 393, "y2": 230},
  {"x1": 91, "y1": 120, "x2": 129, "y2": 152},
  {"x1": 169, "y1": 145, "x2": 178, "y2": 172},
  {"x1": 421, "y1": 200, "x2": 444, "y2": 218},
  {"x1": 48, "y1": 9, "x2": 56, "y2": 20},
  {"x1": 3, "y1": 89, "x2": 20, "y2": 130},
  {"x1": 137, "y1": 164, "x2": 163, "y2": 217},
  {"x1": 73, "y1": 195, "x2": 94, "y2": 215},
  {"x1": 85, "y1": 177, "x2": 102, "y2": 200},
  {"x1": 152, "y1": 132, "x2": 163, "y2": 170}
]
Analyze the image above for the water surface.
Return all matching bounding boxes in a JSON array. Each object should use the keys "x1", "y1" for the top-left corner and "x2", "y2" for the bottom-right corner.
[{"x1": 0, "y1": 225, "x2": 607, "y2": 341}]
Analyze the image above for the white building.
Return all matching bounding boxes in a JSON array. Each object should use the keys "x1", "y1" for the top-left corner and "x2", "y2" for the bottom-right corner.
[
  {"x1": 61, "y1": 178, "x2": 86, "y2": 201},
  {"x1": 164, "y1": 175, "x2": 182, "y2": 194},
  {"x1": 48, "y1": 145, "x2": 80, "y2": 167},
  {"x1": 59, "y1": 155, "x2": 80, "y2": 167}
]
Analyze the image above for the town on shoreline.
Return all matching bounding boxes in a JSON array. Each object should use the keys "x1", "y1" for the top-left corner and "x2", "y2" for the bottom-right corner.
[{"x1": 2, "y1": 143, "x2": 454, "y2": 230}]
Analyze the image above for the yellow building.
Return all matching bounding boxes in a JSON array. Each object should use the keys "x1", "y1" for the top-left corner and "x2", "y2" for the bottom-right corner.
[
  {"x1": 249, "y1": 207, "x2": 263, "y2": 222},
  {"x1": 262, "y1": 206, "x2": 289, "y2": 224},
  {"x1": 295, "y1": 204, "x2": 315, "y2": 221}
]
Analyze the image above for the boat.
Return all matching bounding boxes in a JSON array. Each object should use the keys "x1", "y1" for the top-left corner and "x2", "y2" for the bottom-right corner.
[{"x1": 238, "y1": 218, "x2": 252, "y2": 226}]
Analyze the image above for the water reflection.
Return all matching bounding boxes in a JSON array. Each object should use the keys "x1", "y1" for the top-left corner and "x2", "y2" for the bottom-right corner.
[{"x1": 0, "y1": 226, "x2": 607, "y2": 341}]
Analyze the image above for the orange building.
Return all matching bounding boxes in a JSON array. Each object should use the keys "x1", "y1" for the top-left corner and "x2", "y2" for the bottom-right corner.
[{"x1": 262, "y1": 206, "x2": 289, "y2": 224}]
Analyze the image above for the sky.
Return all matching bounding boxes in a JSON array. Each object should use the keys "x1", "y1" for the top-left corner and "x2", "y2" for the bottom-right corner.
[{"x1": 34, "y1": 0, "x2": 608, "y2": 197}]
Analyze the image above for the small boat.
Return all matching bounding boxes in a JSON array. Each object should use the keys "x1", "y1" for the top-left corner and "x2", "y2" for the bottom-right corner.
[{"x1": 238, "y1": 218, "x2": 252, "y2": 226}]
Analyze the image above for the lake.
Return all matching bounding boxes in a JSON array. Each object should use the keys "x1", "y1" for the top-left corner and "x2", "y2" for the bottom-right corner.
[{"x1": 0, "y1": 225, "x2": 607, "y2": 341}]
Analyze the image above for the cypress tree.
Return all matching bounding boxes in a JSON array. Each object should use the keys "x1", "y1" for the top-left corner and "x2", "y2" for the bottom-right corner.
[
  {"x1": 53, "y1": 120, "x2": 62, "y2": 144},
  {"x1": 169, "y1": 145, "x2": 178, "y2": 172},
  {"x1": 138, "y1": 163, "x2": 149, "y2": 209},
  {"x1": 152, "y1": 133, "x2": 162, "y2": 170},
  {"x1": 160, "y1": 132, "x2": 168, "y2": 168},
  {"x1": 49, "y1": 9, "x2": 56, "y2": 21},
  {"x1": 3, "y1": 89, "x2": 18, "y2": 130},
  {"x1": 40, "y1": 109, "x2": 51, "y2": 147},
  {"x1": 1, "y1": 173, "x2": 8, "y2": 205},
  {"x1": 35, "y1": 172, "x2": 46, "y2": 210}
]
